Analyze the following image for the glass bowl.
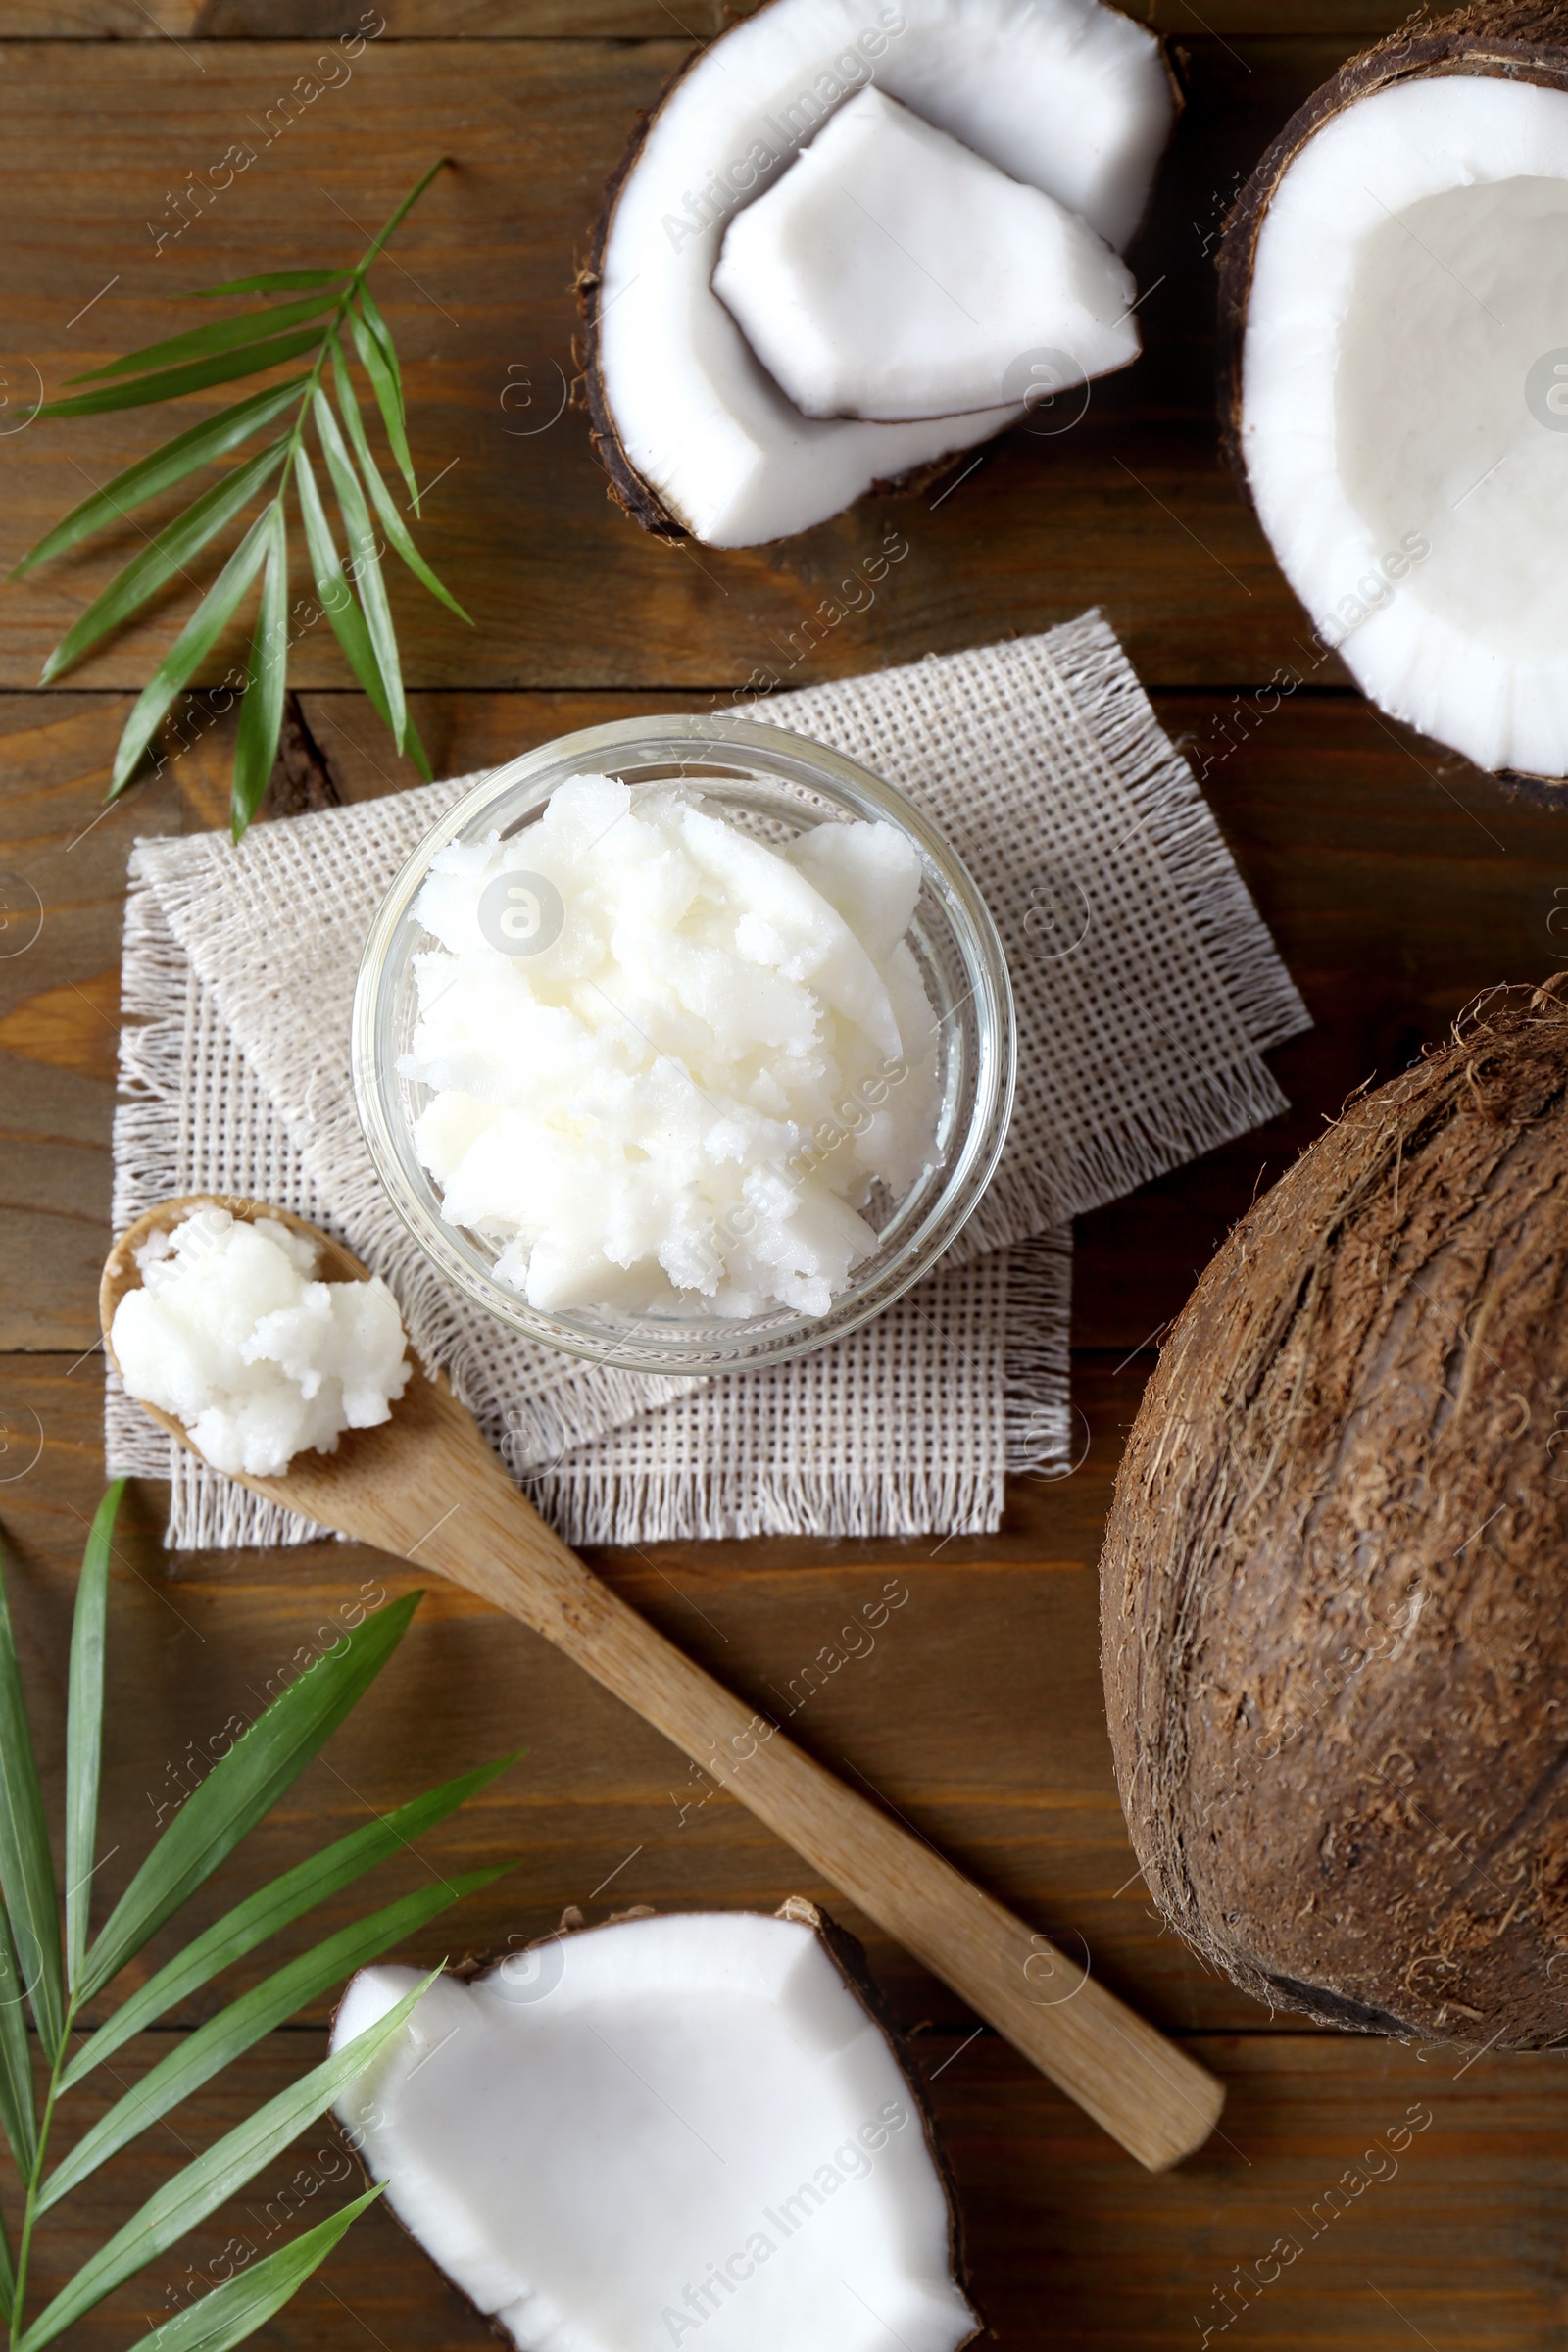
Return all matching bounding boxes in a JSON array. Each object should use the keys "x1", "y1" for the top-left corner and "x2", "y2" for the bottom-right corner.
[{"x1": 351, "y1": 712, "x2": 1014, "y2": 1374}]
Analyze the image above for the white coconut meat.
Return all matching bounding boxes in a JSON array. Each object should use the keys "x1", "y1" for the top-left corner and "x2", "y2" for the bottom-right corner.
[
  {"x1": 333, "y1": 1908, "x2": 979, "y2": 2352},
  {"x1": 594, "y1": 0, "x2": 1174, "y2": 546},
  {"x1": 1239, "y1": 74, "x2": 1568, "y2": 776},
  {"x1": 712, "y1": 86, "x2": 1140, "y2": 422}
]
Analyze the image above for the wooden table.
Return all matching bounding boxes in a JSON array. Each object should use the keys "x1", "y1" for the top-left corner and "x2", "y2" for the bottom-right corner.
[{"x1": 2, "y1": 4, "x2": 1565, "y2": 2346}]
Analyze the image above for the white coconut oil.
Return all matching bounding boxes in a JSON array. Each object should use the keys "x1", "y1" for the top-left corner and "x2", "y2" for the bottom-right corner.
[
  {"x1": 111, "y1": 1208, "x2": 411, "y2": 1477},
  {"x1": 401, "y1": 776, "x2": 942, "y2": 1318}
]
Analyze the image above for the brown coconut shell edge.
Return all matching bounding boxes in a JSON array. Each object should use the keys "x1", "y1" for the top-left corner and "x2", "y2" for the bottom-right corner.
[
  {"x1": 576, "y1": 0, "x2": 1180, "y2": 543},
  {"x1": 1100, "y1": 979, "x2": 1568, "y2": 2048},
  {"x1": 331, "y1": 1898, "x2": 982, "y2": 2352}
]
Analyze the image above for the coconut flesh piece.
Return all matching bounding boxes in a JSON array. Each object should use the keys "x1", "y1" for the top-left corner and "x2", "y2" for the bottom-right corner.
[
  {"x1": 1235, "y1": 72, "x2": 1568, "y2": 778},
  {"x1": 589, "y1": 0, "x2": 1175, "y2": 546},
  {"x1": 712, "y1": 86, "x2": 1140, "y2": 422},
  {"x1": 332, "y1": 1905, "x2": 980, "y2": 2352}
]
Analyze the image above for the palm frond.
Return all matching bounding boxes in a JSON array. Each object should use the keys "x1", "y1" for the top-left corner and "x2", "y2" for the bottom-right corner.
[
  {"x1": 0, "y1": 1494, "x2": 514, "y2": 2352},
  {"x1": 20, "y1": 160, "x2": 466, "y2": 839}
]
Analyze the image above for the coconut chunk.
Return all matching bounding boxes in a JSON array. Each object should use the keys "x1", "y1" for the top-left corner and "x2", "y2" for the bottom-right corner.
[
  {"x1": 586, "y1": 0, "x2": 1176, "y2": 546},
  {"x1": 333, "y1": 1906, "x2": 980, "y2": 2352},
  {"x1": 1227, "y1": 29, "x2": 1568, "y2": 778},
  {"x1": 712, "y1": 88, "x2": 1139, "y2": 422}
]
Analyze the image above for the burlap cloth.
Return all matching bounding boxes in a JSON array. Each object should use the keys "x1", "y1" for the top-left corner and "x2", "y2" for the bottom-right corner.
[{"x1": 105, "y1": 612, "x2": 1307, "y2": 1546}]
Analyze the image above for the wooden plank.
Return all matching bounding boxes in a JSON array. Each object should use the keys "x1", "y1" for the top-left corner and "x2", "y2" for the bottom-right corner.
[
  {"x1": 0, "y1": 37, "x2": 1388, "y2": 698},
  {"x1": 12, "y1": 2028, "x2": 1562, "y2": 2352},
  {"x1": 0, "y1": 4, "x2": 1426, "y2": 42}
]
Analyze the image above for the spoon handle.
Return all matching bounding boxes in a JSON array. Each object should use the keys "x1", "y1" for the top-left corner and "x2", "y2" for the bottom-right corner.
[{"x1": 416, "y1": 1471, "x2": 1224, "y2": 2173}]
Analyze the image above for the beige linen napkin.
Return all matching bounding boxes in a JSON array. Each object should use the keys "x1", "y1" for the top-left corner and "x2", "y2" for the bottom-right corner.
[{"x1": 106, "y1": 611, "x2": 1307, "y2": 1544}]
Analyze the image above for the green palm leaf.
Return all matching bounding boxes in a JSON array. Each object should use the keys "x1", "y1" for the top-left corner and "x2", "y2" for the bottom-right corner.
[
  {"x1": 0, "y1": 1900, "x2": 37, "y2": 2176},
  {"x1": 311, "y1": 386, "x2": 406, "y2": 752},
  {"x1": 0, "y1": 1536, "x2": 65, "y2": 2057},
  {"x1": 330, "y1": 345, "x2": 469, "y2": 621},
  {"x1": 347, "y1": 301, "x2": 416, "y2": 510},
  {"x1": 354, "y1": 284, "x2": 403, "y2": 420},
  {"x1": 11, "y1": 378, "x2": 308, "y2": 579},
  {"x1": 38, "y1": 328, "x2": 325, "y2": 419},
  {"x1": 191, "y1": 269, "x2": 350, "y2": 299},
  {"x1": 0, "y1": 1492, "x2": 512, "y2": 2352},
  {"x1": 110, "y1": 513, "x2": 273, "y2": 795},
  {"x1": 24, "y1": 158, "x2": 457, "y2": 837},
  {"x1": 20, "y1": 1974, "x2": 435, "y2": 2351},
  {"x1": 71, "y1": 294, "x2": 343, "y2": 385},
  {"x1": 231, "y1": 505, "x2": 289, "y2": 836},
  {"x1": 358, "y1": 155, "x2": 449, "y2": 276},
  {"x1": 117, "y1": 2187, "x2": 382, "y2": 2352},
  {"x1": 76, "y1": 1592, "x2": 421, "y2": 2003},
  {"x1": 60, "y1": 1754, "x2": 515, "y2": 2090},
  {"x1": 64, "y1": 1482, "x2": 123, "y2": 1989},
  {"x1": 292, "y1": 445, "x2": 433, "y2": 782},
  {"x1": 41, "y1": 1868, "x2": 508, "y2": 2211},
  {"x1": 38, "y1": 438, "x2": 288, "y2": 685}
]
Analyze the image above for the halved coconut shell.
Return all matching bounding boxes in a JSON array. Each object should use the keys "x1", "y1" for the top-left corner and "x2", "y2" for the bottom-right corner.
[
  {"x1": 332, "y1": 1898, "x2": 982, "y2": 2352},
  {"x1": 1218, "y1": 2, "x2": 1568, "y2": 782},
  {"x1": 580, "y1": 0, "x2": 1178, "y2": 548}
]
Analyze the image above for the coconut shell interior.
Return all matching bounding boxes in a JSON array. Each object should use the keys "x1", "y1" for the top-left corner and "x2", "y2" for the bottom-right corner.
[{"x1": 1216, "y1": 0, "x2": 1568, "y2": 477}]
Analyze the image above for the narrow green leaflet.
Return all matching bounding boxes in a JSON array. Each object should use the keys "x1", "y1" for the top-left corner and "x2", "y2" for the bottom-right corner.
[
  {"x1": 111, "y1": 515, "x2": 273, "y2": 795},
  {"x1": 38, "y1": 439, "x2": 288, "y2": 685},
  {"x1": 292, "y1": 445, "x2": 432, "y2": 782},
  {"x1": 119, "y1": 2189, "x2": 381, "y2": 2352},
  {"x1": 330, "y1": 347, "x2": 470, "y2": 621},
  {"x1": 231, "y1": 508, "x2": 289, "y2": 837},
  {"x1": 10, "y1": 378, "x2": 308, "y2": 579},
  {"x1": 191, "y1": 269, "x2": 350, "y2": 299},
  {"x1": 64, "y1": 1481, "x2": 124, "y2": 1989},
  {"x1": 354, "y1": 284, "x2": 403, "y2": 423},
  {"x1": 21, "y1": 1975, "x2": 435, "y2": 2352},
  {"x1": 347, "y1": 303, "x2": 416, "y2": 510},
  {"x1": 0, "y1": 1538, "x2": 64, "y2": 2056},
  {"x1": 77, "y1": 1593, "x2": 420, "y2": 2003},
  {"x1": 311, "y1": 388, "x2": 406, "y2": 751},
  {"x1": 71, "y1": 294, "x2": 344, "y2": 386},
  {"x1": 38, "y1": 328, "x2": 326, "y2": 420},
  {"x1": 41, "y1": 1869, "x2": 508, "y2": 2210},
  {"x1": 0, "y1": 1899, "x2": 37, "y2": 2176},
  {"x1": 61, "y1": 1754, "x2": 514, "y2": 2090},
  {"x1": 0, "y1": 2198, "x2": 14, "y2": 2324}
]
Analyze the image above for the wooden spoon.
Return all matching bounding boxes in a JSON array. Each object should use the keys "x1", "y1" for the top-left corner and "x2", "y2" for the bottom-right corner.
[{"x1": 102, "y1": 1195, "x2": 1224, "y2": 2172}]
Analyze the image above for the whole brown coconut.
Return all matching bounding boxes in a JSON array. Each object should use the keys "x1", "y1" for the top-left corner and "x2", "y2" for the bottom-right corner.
[{"x1": 1101, "y1": 983, "x2": 1568, "y2": 2046}]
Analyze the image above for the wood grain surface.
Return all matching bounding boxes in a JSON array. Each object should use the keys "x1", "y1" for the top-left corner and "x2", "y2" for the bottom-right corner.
[{"x1": 3, "y1": 5, "x2": 1567, "y2": 2348}]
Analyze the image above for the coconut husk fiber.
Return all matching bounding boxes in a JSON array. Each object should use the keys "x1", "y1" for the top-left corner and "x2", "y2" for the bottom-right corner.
[{"x1": 1102, "y1": 981, "x2": 1568, "y2": 2046}]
